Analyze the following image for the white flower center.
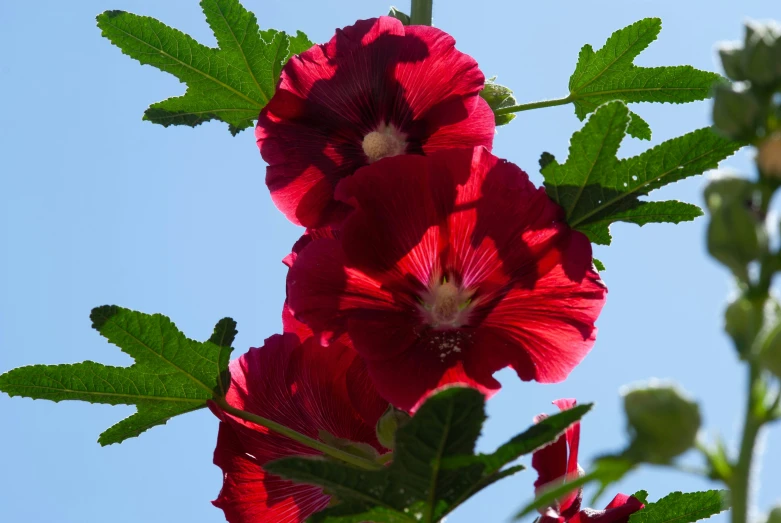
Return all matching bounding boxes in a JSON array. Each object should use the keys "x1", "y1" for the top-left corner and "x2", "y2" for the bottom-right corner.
[
  {"x1": 418, "y1": 277, "x2": 474, "y2": 329},
  {"x1": 362, "y1": 124, "x2": 407, "y2": 163}
]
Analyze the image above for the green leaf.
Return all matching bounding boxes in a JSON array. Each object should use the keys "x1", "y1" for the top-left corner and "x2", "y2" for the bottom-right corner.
[
  {"x1": 633, "y1": 490, "x2": 650, "y2": 504},
  {"x1": 568, "y1": 18, "x2": 723, "y2": 139},
  {"x1": 628, "y1": 490, "x2": 731, "y2": 523},
  {"x1": 593, "y1": 258, "x2": 606, "y2": 271},
  {"x1": 267, "y1": 387, "x2": 586, "y2": 523},
  {"x1": 0, "y1": 306, "x2": 235, "y2": 445},
  {"x1": 542, "y1": 100, "x2": 740, "y2": 245},
  {"x1": 480, "y1": 77, "x2": 518, "y2": 126},
  {"x1": 97, "y1": 0, "x2": 310, "y2": 135},
  {"x1": 443, "y1": 403, "x2": 593, "y2": 474}
]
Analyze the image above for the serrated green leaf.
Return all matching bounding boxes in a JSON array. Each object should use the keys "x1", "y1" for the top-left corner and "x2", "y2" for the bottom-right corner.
[
  {"x1": 628, "y1": 490, "x2": 731, "y2": 523},
  {"x1": 268, "y1": 387, "x2": 580, "y2": 523},
  {"x1": 542, "y1": 101, "x2": 740, "y2": 245},
  {"x1": 568, "y1": 18, "x2": 723, "y2": 139},
  {"x1": 480, "y1": 78, "x2": 518, "y2": 126},
  {"x1": 633, "y1": 490, "x2": 650, "y2": 504},
  {"x1": 97, "y1": 0, "x2": 309, "y2": 135},
  {"x1": 443, "y1": 403, "x2": 592, "y2": 474},
  {"x1": 0, "y1": 306, "x2": 235, "y2": 445},
  {"x1": 593, "y1": 258, "x2": 606, "y2": 271}
]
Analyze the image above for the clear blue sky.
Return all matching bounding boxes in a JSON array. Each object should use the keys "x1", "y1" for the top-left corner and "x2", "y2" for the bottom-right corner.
[{"x1": 0, "y1": 1, "x2": 778, "y2": 522}]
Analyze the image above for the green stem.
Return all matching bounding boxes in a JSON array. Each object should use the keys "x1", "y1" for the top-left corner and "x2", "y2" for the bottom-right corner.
[
  {"x1": 410, "y1": 0, "x2": 433, "y2": 25},
  {"x1": 494, "y1": 95, "x2": 574, "y2": 115},
  {"x1": 731, "y1": 364, "x2": 764, "y2": 523},
  {"x1": 214, "y1": 398, "x2": 383, "y2": 471}
]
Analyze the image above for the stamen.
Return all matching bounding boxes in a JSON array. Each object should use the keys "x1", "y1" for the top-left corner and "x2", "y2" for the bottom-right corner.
[{"x1": 362, "y1": 124, "x2": 407, "y2": 163}]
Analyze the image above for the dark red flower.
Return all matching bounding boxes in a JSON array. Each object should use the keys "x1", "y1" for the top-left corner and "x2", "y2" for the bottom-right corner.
[
  {"x1": 257, "y1": 16, "x2": 495, "y2": 228},
  {"x1": 286, "y1": 147, "x2": 607, "y2": 410},
  {"x1": 211, "y1": 310, "x2": 388, "y2": 523},
  {"x1": 533, "y1": 400, "x2": 645, "y2": 523}
]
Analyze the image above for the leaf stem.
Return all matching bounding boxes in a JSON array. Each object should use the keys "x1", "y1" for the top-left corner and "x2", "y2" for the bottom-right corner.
[
  {"x1": 410, "y1": 0, "x2": 433, "y2": 25},
  {"x1": 731, "y1": 363, "x2": 764, "y2": 523},
  {"x1": 214, "y1": 398, "x2": 383, "y2": 471},
  {"x1": 494, "y1": 95, "x2": 574, "y2": 115}
]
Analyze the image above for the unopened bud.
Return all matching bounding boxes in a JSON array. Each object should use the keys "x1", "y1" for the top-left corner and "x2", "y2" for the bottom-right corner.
[
  {"x1": 758, "y1": 133, "x2": 781, "y2": 178},
  {"x1": 742, "y1": 21, "x2": 781, "y2": 87},
  {"x1": 705, "y1": 176, "x2": 767, "y2": 279},
  {"x1": 718, "y1": 44, "x2": 747, "y2": 81},
  {"x1": 725, "y1": 298, "x2": 761, "y2": 356},
  {"x1": 376, "y1": 405, "x2": 411, "y2": 450},
  {"x1": 712, "y1": 84, "x2": 760, "y2": 141},
  {"x1": 767, "y1": 506, "x2": 781, "y2": 523},
  {"x1": 622, "y1": 381, "x2": 701, "y2": 464}
]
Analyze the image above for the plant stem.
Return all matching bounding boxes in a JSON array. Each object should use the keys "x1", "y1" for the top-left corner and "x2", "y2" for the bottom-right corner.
[
  {"x1": 410, "y1": 0, "x2": 433, "y2": 25},
  {"x1": 214, "y1": 398, "x2": 383, "y2": 471},
  {"x1": 494, "y1": 95, "x2": 574, "y2": 115},
  {"x1": 731, "y1": 364, "x2": 764, "y2": 523}
]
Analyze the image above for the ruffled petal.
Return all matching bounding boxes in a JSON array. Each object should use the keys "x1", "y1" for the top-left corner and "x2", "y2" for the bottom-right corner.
[
  {"x1": 212, "y1": 422, "x2": 329, "y2": 523},
  {"x1": 258, "y1": 17, "x2": 494, "y2": 228},
  {"x1": 570, "y1": 494, "x2": 645, "y2": 523}
]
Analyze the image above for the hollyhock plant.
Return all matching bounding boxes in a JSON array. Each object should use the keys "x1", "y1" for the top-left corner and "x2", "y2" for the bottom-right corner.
[
  {"x1": 534, "y1": 399, "x2": 645, "y2": 523},
  {"x1": 286, "y1": 147, "x2": 607, "y2": 410},
  {"x1": 211, "y1": 309, "x2": 388, "y2": 523},
  {"x1": 257, "y1": 16, "x2": 496, "y2": 228}
]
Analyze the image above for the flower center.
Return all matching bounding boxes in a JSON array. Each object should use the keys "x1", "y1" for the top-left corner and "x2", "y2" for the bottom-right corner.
[
  {"x1": 419, "y1": 278, "x2": 474, "y2": 329},
  {"x1": 362, "y1": 124, "x2": 407, "y2": 163}
]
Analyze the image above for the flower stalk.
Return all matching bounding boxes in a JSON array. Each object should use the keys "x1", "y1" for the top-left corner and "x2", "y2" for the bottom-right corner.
[
  {"x1": 214, "y1": 397, "x2": 383, "y2": 471},
  {"x1": 410, "y1": 0, "x2": 433, "y2": 25}
]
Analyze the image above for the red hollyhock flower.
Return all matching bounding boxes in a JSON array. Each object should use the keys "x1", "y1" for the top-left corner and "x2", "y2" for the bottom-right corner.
[
  {"x1": 211, "y1": 309, "x2": 388, "y2": 523},
  {"x1": 257, "y1": 16, "x2": 495, "y2": 228},
  {"x1": 286, "y1": 147, "x2": 607, "y2": 410},
  {"x1": 533, "y1": 399, "x2": 645, "y2": 523}
]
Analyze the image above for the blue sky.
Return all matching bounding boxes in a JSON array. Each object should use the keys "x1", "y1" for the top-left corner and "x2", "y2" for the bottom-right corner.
[{"x1": 0, "y1": 0, "x2": 778, "y2": 522}]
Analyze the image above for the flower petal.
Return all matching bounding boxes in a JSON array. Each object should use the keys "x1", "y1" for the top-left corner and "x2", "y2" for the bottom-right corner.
[
  {"x1": 212, "y1": 422, "x2": 329, "y2": 523},
  {"x1": 258, "y1": 17, "x2": 494, "y2": 228}
]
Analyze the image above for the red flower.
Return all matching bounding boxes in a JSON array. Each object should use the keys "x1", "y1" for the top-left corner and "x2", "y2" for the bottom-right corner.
[
  {"x1": 211, "y1": 309, "x2": 388, "y2": 523},
  {"x1": 533, "y1": 399, "x2": 645, "y2": 523},
  {"x1": 286, "y1": 147, "x2": 606, "y2": 410},
  {"x1": 257, "y1": 16, "x2": 495, "y2": 228}
]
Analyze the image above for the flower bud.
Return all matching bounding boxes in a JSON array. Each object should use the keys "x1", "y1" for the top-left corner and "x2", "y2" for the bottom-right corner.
[
  {"x1": 758, "y1": 133, "x2": 781, "y2": 178},
  {"x1": 718, "y1": 44, "x2": 747, "y2": 81},
  {"x1": 622, "y1": 381, "x2": 701, "y2": 464},
  {"x1": 742, "y1": 21, "x2": 781, "y2": 87},
  {"x1": 705, "y1": 176, "x2": 767, "y2": 279},
  {"x1": 725, "y1": 297, "x2": 762, "y2": 356},
  {"x1": 376, "y1": 405, "x2": 411, "y2": 450},
  {"x1": 712, "y1": 84, "x2": 761, "y2": 141},
  {"x1": 767, "y1": 506, "x2": 781, "y2": 523}
]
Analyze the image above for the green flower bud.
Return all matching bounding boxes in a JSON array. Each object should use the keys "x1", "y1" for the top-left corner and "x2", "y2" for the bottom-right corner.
[
  {"x1": 622, "y1": 381, "x2": 701, "y2": 464},
  {"x1": 375, "y1": 405, "x2": 411, "y2": 450},
  {"x1": 388, "y1": 7, "x2": 411, "y2": 25},
  {"x1": 718, "y1": 44, "x2": 747, "y2": 81},
  {"x1": 758, "y1": 133, "x2": 781, "y2": 178},
  {"x1": 725, "y1": 297, "x2": 761, "y2": 356},
  {"x1": 767, "y1": 506, "x2": 781, "y2": 523},
  {"x1": 712, "y1": 84, "x2": 761, "y2": 141},
  {"x1": 742, "y1": 21, "x2": 781, "y2": 87},
  {"x1": 705, "y1": 176, "x2": 767, "y2": 279}
]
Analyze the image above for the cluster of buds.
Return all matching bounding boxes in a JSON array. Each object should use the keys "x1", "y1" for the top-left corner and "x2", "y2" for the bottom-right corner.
[{"x1": 713, "y1": 20, "x2": 781, "y2": 176}]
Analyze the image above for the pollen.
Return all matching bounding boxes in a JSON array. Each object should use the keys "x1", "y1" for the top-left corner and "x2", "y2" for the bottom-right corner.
[{"x1": 362, "y1": 124, "x2": 407, "y2": 163}]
